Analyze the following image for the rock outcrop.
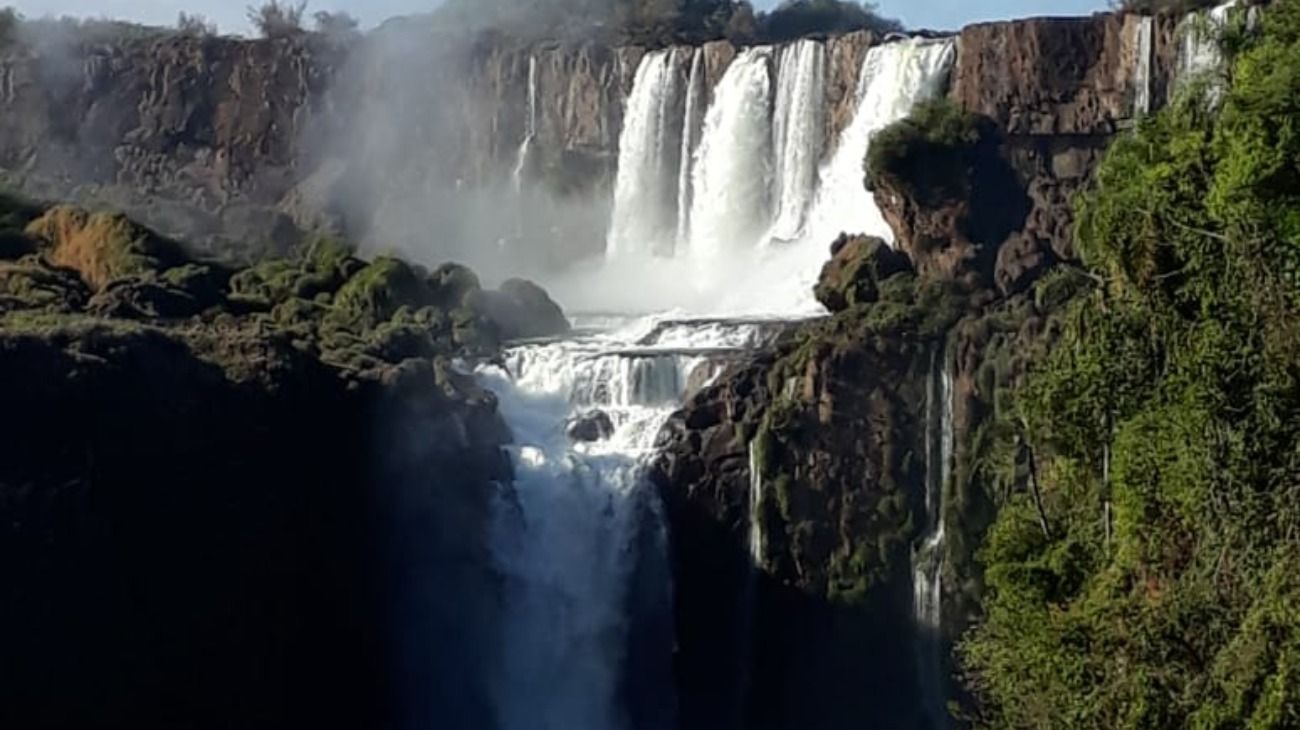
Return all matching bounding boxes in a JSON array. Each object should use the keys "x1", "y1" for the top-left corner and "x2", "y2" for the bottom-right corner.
[{"x1": 0, "y1": 193, "x2": 587, "y2": 728}]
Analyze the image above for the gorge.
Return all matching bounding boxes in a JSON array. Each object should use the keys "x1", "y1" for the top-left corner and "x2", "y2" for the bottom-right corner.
[{"x1": 3, "y1": 1, "x2": 1295, "y2": 729}]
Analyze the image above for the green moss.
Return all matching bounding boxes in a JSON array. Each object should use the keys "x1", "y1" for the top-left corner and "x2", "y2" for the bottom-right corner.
[{"x1": 866, "y1": 98, "x2": 986, "y2": 205}]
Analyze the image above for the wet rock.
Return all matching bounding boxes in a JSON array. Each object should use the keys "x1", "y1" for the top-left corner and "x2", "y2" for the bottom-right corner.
[
  {"x1": 472, "y1": 278, "x2": 571, "y2": 341},
  {"x1": 814, "y1": 234, "x2": 911, "y2": 312},
  {"x1": 566, "y1": 409, "x2": 615, "y2": 442}
]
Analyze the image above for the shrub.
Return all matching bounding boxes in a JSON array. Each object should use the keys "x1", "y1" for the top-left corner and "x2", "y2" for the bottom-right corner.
[
  {"x1": 247, "y1": 1, "x2": 306, "y2": 39},
  {"x1": 759, "y1": 0, "x2": 901, "y2": 43},
  {"x1": 0, "y1": 6, "x2": 17, "y2": 46},
  {"x1": 865, "y1": 98, "x2": 985, "y2": 205}
]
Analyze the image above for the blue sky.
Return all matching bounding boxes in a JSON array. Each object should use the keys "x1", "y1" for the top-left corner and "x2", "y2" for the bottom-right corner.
[{"x1": 8, "y1": 0, "x2": 1107, "y2": 35}]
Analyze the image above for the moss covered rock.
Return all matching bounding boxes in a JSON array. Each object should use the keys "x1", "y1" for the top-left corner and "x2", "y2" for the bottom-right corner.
[
  {"x1": 815, "y1": 234, "x2": 913, "y2": 313},
  {"x1": 0, "y1": 256, "x2": 91, "y2": 312},
  {"x1": 24, "y1": 205, "x2": 184, "y2": 290}
]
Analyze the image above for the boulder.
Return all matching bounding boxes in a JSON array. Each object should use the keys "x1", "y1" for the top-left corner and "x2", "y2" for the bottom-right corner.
[
  {"x1": 814, "y1": 234, "x2": 911, "y2": 313},
  {"x1": 472, "y1": 278, "x2": 570, "y2": 341},
  {"x1": 566, "y1": 410, "x2": 615, "y2": 442}
]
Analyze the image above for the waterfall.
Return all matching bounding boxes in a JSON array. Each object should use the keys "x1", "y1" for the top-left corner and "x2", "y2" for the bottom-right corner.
[
  {"x1": 591, "y1": 37, "x2": 952, "y2": 317},
  {"x1": 687, "y1": 46, "x2": 775, "y2": 267},
  {"x1": 675, "y1": 48, "x2": 706, "y2": 249},
  {"x1": 748, "y1": 439, "x2": 765, "y2": 567},
  {"x1": 913, "y1": 345, "x2": 954, "y2": 730},
  {"x1": 768, "y1": 39, "x2": 826, "y2": 244},
  {"x1": 514, "y1": 55, "x2": 539, "y2": 192},
  {"x1": 1132, "y1": 17, "x2": 1154, "y2": 117},
  {"x1": 607, "y1": 50, "x2": 685, "y2": 258},
  {"x1": 804, "y1": 38, "x2": 955, "y2": 249},
  {"x1": 1176, "y1": 0, "x2": 1238, "y2": 98},
  {"x1": 479, "y1": 316, "x2": 778, "y2": 730}
]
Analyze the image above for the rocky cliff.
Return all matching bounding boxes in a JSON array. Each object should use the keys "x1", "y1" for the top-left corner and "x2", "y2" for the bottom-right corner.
[
  {"x1": 0, "y1": 24, "x2": 882, "y2": 269},
  {"x1": 0, "y1": 191, "x2": 575, "y2": 728},
  {"x1": 652, "y1": 10, "x2": 1185, "y2": 729}
]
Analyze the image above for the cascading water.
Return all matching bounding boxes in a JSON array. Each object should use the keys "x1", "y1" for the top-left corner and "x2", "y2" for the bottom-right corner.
[
  {"x1": 913, "y1": 345, "x2": 954, "y2": 730},
  {"x1": 687, "y1": 46, "x2": 775, "y2": 267},
  {"x1": 514, "y1": 55, "x2": 539, "y2": 193},
  {"x1": 768, "y1": 39, "x2": 826, "y2": 244},
  {"x1": 804, "y1": 37, "x2": 956, "y2": 249},
  {"x1": 1132, "y1": 17, "x2": 1154, "y2": 117},
  {"x1": 675, "y1": 48, "x2": 707, "y2": 249},
  {"x1": 478, "y1": 317, "x2": 780, "y2": 730},
  {"x1": 1176, "y1": 0, "x2": 1238, "y2": 96},
  {"x1": 607, "y1": 50, "x2": 685, "y2": 258}
]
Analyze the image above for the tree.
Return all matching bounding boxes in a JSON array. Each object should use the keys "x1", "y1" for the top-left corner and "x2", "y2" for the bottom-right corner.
[
  {"x1": 247, "y1": 1, "x2": 306, "y2": 39},
  {"x1": 177, "y1": 12, "x2": 217, "y2": 37},
  {"x1": 0, "y1": 6, "x2": 19, "y2": 46},
  {"x1": 313, "y1": 10, "x2": 359, "y2": 37}
]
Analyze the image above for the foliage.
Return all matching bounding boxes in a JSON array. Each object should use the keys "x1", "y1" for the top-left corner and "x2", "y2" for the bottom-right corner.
[
  {"x1": 0, "y1": 6, "x2": 17, "y2": 46},
  {"x1": 431, "y1": 0, "x2": 900, "y2": 46},
  {"x1": 961, "y1": 4, "x2": 1300, "y2": 726},
  {"x1": 247, "y1": 1, "x2": 306, "y2": 39},
  {"x1": 866, "y1": 98, "x2": 986, "y2": 205}
]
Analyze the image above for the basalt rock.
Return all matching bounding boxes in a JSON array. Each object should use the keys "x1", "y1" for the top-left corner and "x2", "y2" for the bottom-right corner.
[
  {"x1": 0, "y1": 201, "x2": 518, "y2": 728},
  {"x1": 566, "y1": 409, "x2": 616, "y2": 442}
]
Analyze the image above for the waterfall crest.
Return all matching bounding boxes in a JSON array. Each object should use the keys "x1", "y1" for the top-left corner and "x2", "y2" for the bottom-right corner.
[{"x1": 913, "y1": 344, "x2": 954, "y2": 730}]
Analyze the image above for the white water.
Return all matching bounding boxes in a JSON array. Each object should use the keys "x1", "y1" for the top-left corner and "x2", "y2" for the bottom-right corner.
[
  {"x1": 913, "y1": 346, "x2": 954, "y2": 730},
  {"x1": 479, "y1": 316, "x2": 776, "y2": 730},
  {"x1": 768, "y1": 39, "x2": 827, "y2": 244},
  {"x1": 514, "y1": 55, "x2": 539, "y2": 193},
  {"x1": 569, "y1": 37, "x2": 954, "y2": 318},
  {"x1": 607, "y1": 50, "x2": 684, "y2": 258},
  {"x1": 748, "y1": 440, "x2": 765, "y2": 568},
  {"x1": 676, "y1": 47, "x2": 707, "y2": 249},
  {"x1": 1176, "y1": 0, "x2": 1238, "y2": 99},
  {"x1": 687, "y1": 46, "x2": 776, "y2": 268},
  {"x1": 1132, "y1": 17, "x2": 1154, "y2": 117}
]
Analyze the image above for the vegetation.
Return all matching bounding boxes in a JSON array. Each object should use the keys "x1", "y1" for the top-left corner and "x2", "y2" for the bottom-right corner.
[
  {"x1": 961, "y1": 3, "x2": 1300, "y2": 726},
  {"x1": 247, "y1": 0, "x2": 307, "y2": 39},
  {"x1": 431, "y1": 0, "x2": 900, "y2": 46},
  {"x1": 0, "y1": 6, "x2": 16, "y2": 46},
  {"x1": 866, "y1": 98, "x2": 987, "y2": 205}
]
